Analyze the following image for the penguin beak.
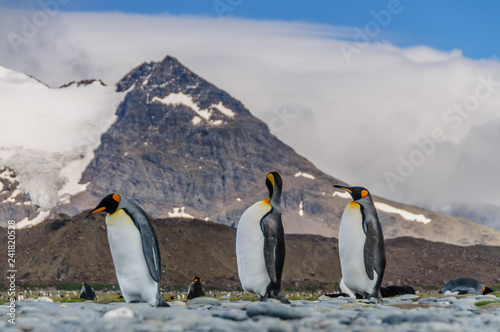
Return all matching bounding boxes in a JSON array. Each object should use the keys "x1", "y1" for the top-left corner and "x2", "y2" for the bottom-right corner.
[
  {"x1": 332, "y1": 185, "x2": 352, "y2": 194},
  {"x1": 85, "y1": 206, "x2": 106, "y2": 218}
]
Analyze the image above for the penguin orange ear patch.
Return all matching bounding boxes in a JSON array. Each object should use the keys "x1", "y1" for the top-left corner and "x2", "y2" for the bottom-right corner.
[
  {"x1": 361, "y1": 190, "x2": 368, "y2": 198},
  {"x1": 112, "y1": 193, "x2": 120, "y2": 203}
]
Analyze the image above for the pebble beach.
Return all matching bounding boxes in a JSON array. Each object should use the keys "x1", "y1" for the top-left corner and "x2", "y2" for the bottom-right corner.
[{"x1": 4, "y1": 294, "x2": 500, "y2": 331}]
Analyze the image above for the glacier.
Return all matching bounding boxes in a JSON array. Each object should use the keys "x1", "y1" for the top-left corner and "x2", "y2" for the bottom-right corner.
[{"x1": 0, "y1": 65, "x2": 124, "y2": 224}]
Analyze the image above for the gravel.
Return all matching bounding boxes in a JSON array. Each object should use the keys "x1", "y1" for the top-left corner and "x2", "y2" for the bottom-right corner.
[{"x1": 4, "y1": 295, "x2": 500, "y2": 331}]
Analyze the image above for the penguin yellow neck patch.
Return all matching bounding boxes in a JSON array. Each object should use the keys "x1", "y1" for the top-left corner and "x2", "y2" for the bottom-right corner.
[
  {"x1": 263, "y1": 196, "x2": 271, "y2": 205},
  {"x1": 267, "y1": 174, "x2": 275, "y2": 187}
]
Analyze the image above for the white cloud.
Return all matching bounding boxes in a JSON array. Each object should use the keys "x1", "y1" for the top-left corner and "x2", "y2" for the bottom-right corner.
[{"x1": 1, "y1": 10, "x2": 500, "y2": 210}]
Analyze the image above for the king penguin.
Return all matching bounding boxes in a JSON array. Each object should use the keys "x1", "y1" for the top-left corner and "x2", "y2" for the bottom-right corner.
[
  {"x1": 236, "y1": 172, "x2": 290, "y2": 304},
  {"x1": 86, "y1": 193, "x2": 168, "y2": 307},
  {"x1": 441, "y1": 278, "x2": 493, "y2": 295},
  {"x1": 80, "y1": 282, "x2": 97, "y2": 301},
  {"x1": 187, "y1": 276, "x2": 205, "y2": 300},
  {"x1": 333, "y1": 185, "x2": 386, "y2": 301}
]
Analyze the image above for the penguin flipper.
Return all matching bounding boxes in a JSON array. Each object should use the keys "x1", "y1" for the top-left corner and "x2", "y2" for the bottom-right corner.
[
  {"x1": 362, "y1": 212, "x2": 386, "y2": 282},
  {"x1": 362, "y1": 220, "x2": 377, "y2": 280},
  {"x1": 124, "y1": 207, "x2": 162, "y2": 283},
  {"x1": 261, "y1": 215, "x2": 278, "y2": 284}
]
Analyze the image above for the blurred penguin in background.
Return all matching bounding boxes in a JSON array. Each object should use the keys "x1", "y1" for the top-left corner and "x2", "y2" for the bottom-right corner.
[
  {"x1": 441, "y1": 278, "x2": 493, "y2": 295},
  {"x1": 187, "y1": 276, "x2": 205, "y2": 299},
  {"x1": 80, "y1": 282, "x2": 97, "y2": 301}
]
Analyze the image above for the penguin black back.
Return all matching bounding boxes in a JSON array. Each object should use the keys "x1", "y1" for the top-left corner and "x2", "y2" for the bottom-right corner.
[
  {"x1": 261, "y1": 172, "x2": 288, "y2": 303},
  {"x1": 380, "y1": 285, "x2": 415, "y2": 298}
]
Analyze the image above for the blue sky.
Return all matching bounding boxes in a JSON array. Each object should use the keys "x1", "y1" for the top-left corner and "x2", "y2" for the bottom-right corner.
[{"x1": 3, "y1": 0, "x2": 499, "y2": 60}]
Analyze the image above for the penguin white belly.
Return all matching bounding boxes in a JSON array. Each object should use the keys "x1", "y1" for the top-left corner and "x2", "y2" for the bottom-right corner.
[
  {"x1": 236, "y1": 201, "x2": 272, "y2": 297},
  {"x1": 106, "y1": 210, "x2": 158, "y2": 305},
  {"x1": 339, "y1": 202, "x2": 378, "y2": 296}
]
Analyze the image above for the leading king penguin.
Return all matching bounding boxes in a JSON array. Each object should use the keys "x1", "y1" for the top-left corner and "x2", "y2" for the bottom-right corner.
[
  {"x1": 333, "y1": 185, "x2": 386, "y2": 301},
  {"x1": 236, "y1": 172, "x2": 290, "y2": 304},
  {"x1": 86, "y1": 193, "x2": 168, "y2": 307}
]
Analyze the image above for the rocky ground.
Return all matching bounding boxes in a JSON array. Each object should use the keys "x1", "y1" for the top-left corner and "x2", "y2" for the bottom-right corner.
[{"x1": 4, "y1": 294, "x2": 500, "y2": 331}]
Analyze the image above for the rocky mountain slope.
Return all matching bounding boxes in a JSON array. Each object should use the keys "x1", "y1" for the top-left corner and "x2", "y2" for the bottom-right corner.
[
  {"x1": 2, "y1": 57, "x2": 500, "y2": 246},
  {"x1": 3, "y1": 212, "x2": 499, "y2": 291}
]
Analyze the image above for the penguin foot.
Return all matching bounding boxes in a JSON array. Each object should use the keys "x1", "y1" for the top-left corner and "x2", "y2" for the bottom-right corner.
[
  {"x1": 157, "y1": 301, "x2": 170, "y2": 307},
  {"x1": 271, "y1": 290, "x2": 290, "y2": 304},
  {"x1": 368, "y1": 296, "x2": 382, "y2": 304},
  {"x1": 157, "y1": 296, "x2": 170, "y2": 307}
]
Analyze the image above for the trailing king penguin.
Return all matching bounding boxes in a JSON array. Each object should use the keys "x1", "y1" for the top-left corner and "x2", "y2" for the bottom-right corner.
[
  {"x1": 333, "y1": 185, "x2": 386, "y2": 301},
  {"x1": 86, "y1": 193, "x2": 168, "y2": 307},
  {"x1": 236, "y1": 172, "x2": 290, "y2": 304}
]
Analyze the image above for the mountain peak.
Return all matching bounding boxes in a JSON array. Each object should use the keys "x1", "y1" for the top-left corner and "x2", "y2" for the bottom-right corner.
[
  {"x1": 116, "y1": 55, "x2": 198, "y2": 93},
  {"x1": 114, "y1": 55, "x2": 250, "y2": 122}
]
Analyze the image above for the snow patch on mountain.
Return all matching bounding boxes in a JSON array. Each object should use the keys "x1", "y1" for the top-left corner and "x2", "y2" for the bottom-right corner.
[
  {"x1": 0, "y1": 65, "x2": 124, "y2": 216},
  {"x1": 15, "y1": 210, "x2": 51, "y2": 229},
  {"x1": 212, "y1": 101, "x2": 235, "y2": 117},
  {"x1": 294, "y1": 171, "x2": 315, "y2": 179},
  {"x1": 299, "y1": 200, "x2": 304, "y2": 216},
  {"x1": 152, "y1": 92, "x2": 236, "y2": 124},
  {"x1": 374, "y1": 202, "x2": 431, "y2": 224},
  {"x1": 191, "y1": 116, "x2": 202, "y2": 125},
  {"x1": 168, "y1": 207, "x2": 194, "y2": 219},
  {"x1": 3, "y1": 188, "x2": 21, "y2": 203}
]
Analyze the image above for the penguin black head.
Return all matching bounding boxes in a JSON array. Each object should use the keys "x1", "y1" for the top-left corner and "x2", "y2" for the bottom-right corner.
[
  {"x1": 194, "y1": 276, "x2": 201, "y2": 282},
  {"x1": 483, "y1": 286, "x2": 494, "y2": 295},
  {"x1": 333, "y1": 185, "x2": 371, "y2": 201},
  {"x1": 86, "y1": 193, "x2": 121, "y2": 218},
  {"x1": 265, "y1": 172, "x2": 283, "y2": 197}
]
